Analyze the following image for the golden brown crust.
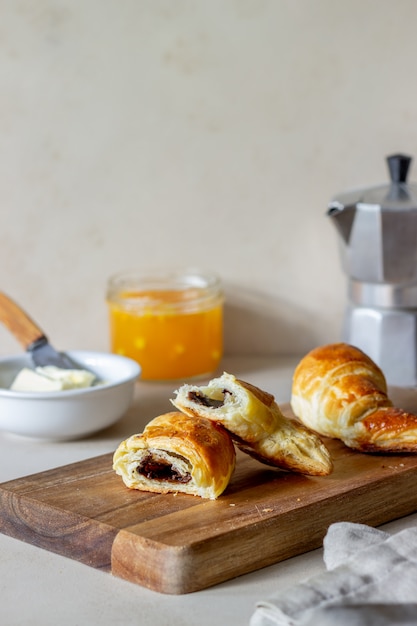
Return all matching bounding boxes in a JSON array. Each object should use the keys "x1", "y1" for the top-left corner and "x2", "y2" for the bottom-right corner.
[
  {"x1": 238, "y1": 379, "x2": 276, "y2": 409},
  {"x1": 172, "y1": 372, "x2": 333, "y2": 476},
  {"x1": 291, "y1": 342, "x2": 417, "y2": 453},
  {"x1": 173, "y1": 373, "x2": 279, "y2": 442},
  {"x1": 232, "y1": 420, "x2": 333, "y2": 477},
  {"x1": 358, "y1": 407, "x2": 417, "y2": 452},
  {"x1": 113, "y1": 411, "x2": 236, "y2": 499}
]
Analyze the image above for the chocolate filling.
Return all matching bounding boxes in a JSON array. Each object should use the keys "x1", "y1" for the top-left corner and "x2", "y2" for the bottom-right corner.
[
  {"x1": 188, "y1": 389, "x2": 231, "y2": 408},
  {"x1": 137, "y1": 453, "x2": 191, "y2": 483}
]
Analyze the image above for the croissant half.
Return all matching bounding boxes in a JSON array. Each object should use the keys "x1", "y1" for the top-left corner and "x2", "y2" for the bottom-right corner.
[
  {"x1": 172, "y1": 372, "x2": 333, "y2": 476},
  {"x1": 291, "y1": 342, "x2": 417, "y2": 453},
  {"x1": 113, "y1": 411, "x2": 236, "y2": 500}
]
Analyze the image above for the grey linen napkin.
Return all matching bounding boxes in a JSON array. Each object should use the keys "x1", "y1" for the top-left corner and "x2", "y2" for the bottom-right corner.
[{"x1": 250, "y1": 522, "x2": 417, "y2": 626}]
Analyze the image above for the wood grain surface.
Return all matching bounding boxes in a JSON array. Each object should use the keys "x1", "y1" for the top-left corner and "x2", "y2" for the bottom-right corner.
[{"x1": 1, "y1": 404, "x2": 417, "y2": 594}]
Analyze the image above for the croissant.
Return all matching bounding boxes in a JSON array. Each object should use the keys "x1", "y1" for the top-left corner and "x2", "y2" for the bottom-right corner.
[
  {"x1": 172, "y1": 372, "x2": 333, "y2": 476},
  {"x1": 291, "y1": 342, "x2": 417, "y2": 453},
  {"x1": 113, "y1": 411, "x2": 236, "y2": 500}
]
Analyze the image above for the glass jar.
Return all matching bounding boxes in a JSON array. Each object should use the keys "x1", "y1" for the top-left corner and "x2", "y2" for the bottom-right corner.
[{"x1": 106, "y1": 268, "x2": 224, "y2": 381}]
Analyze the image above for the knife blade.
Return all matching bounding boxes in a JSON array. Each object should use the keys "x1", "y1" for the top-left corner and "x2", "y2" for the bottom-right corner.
[{"x1": 0, "y1": 292, "x2": 92, "y2": 372}]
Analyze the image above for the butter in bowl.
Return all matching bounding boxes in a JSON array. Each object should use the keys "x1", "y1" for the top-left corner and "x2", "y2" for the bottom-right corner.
[{"x1": 0, "y1": 351, "x2": 140, "y2": 440}]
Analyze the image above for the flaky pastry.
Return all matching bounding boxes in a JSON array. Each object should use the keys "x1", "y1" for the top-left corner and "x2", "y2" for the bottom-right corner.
[
  {"x1": 172, "y1": 372, "x2": 333, "y2": 476},
  {"x1": 291, "y1": 342, "x2": 417, "y2": 452},
  {"x1": 113, "y1": 411, "x2": 235, "y2": 500}
]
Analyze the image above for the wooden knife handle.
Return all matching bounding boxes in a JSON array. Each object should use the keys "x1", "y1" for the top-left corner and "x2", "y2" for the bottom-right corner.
[{"x1": 0, "y1": 292, "x2": 45, "y2": 349}]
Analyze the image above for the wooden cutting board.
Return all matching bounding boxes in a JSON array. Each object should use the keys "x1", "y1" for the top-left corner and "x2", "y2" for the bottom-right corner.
[{"x1": 1, "y1": 404, "x2": 417, "y2": 595}]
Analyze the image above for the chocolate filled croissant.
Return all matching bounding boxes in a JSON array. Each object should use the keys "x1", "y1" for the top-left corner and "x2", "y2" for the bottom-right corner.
[
  {"x1": 113, "y1": 411, "x2": 236, "y2": 499},
  {"x1": 172, "y1": 372, "x2": 333, "y2": 476},
  {"x1": 291, "y1": 342, "x2": 417, "y2": 453}
]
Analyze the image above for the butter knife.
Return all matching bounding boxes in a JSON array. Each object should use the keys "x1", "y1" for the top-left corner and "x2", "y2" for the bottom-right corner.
[{"x1": 0, "y1": 291, "x2": 89, "y2": 371}]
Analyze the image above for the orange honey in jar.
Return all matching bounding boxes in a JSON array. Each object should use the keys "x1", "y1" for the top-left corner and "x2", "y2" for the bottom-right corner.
[{"x1": 106, "y1": 269, "x2": 224, "y2": 381}]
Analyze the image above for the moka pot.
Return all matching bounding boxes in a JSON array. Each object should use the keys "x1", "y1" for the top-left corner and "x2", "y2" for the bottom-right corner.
[{"x1": 328, "y1": 153, "x2": 417, "y2": 386}]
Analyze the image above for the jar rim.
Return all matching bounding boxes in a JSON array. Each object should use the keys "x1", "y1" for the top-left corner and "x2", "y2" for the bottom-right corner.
[{"x1": 106, "y1": 267, "x2": 223, "y2": 313}]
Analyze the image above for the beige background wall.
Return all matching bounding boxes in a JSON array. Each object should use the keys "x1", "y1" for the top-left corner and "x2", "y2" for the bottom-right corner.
[{"x1": 1, "y1": 0, "x2": 417, "y2": 358}]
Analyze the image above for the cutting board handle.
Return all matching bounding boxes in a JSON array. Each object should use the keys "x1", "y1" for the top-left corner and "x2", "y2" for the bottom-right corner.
[{"x1": 0, "y1": 292, "x2": 45, "y2": 350}]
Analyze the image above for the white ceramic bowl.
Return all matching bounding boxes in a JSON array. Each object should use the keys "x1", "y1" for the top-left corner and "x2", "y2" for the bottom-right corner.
[{"x1": 0, "y1": 351, "x2": 141, "y2": 440}]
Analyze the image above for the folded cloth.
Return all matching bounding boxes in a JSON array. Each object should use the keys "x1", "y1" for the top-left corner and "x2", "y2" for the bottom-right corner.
[{"x1": 250, "y1": 522, "x2": 417, "y2": 626}]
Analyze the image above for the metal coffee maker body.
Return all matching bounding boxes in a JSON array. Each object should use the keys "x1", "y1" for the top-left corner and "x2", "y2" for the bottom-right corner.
[{"x1": 328, "y1": 154, "x2": 417, "y2": 386}]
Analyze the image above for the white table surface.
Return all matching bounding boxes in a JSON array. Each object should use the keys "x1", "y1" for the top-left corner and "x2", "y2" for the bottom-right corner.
[{"x1": 1, "y1": 355, "x2": 417, "y2": 626}]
